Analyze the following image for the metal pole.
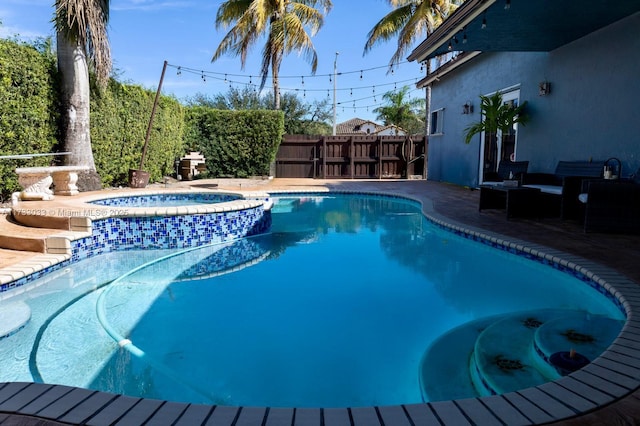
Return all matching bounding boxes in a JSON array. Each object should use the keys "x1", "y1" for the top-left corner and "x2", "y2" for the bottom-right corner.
[
  {"x1": 139, "y1": 60, "x2": 168, "y2": 170},
  {"x1": 332, "y1": 52, "x2": 339, "y2": 136}
]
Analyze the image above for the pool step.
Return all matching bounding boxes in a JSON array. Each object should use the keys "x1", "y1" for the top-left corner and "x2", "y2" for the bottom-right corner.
[
  {"x1": 0, "y1": 214, "x2": 51, "y2": 252},
  {"x1": 419, "y1": 315, "x2": 497, "y2": 402},
  {"x1": 471, "y1": 310, "x2": 565, "y2": 396},
  {"x1": 420, "y1": 309, "x2": 624, "y2": 401},
  {"x1": 533, "y1": 314, "x2": 624, "y2": 379},
  {"x1": 0, "y1": 214, "x2": 90, "y2": 255},
  {"x1": 0, "y1": 301, "x2": 31, "y2": 339}
]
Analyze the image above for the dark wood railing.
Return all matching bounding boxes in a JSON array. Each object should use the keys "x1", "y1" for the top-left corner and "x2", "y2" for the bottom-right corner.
[{"x1": 275, "y1": 135, "x2": 426, "y2": 179}]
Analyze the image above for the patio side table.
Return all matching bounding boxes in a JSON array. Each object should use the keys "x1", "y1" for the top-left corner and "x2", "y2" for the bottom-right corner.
[{"x1": 479, "y1": 185, "x2": 541, "y2": 219}]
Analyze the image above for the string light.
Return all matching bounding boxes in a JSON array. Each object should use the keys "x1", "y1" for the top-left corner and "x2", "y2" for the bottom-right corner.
[
  {"x1": 163, "y1": 62, "x2": 423, "y2": 113},
  {"x1": 482, "y1": 14, "x2": 487, "y2": 29},
  {"x1": 505, "y1": 0, "x2": 511, "y2": 9}
]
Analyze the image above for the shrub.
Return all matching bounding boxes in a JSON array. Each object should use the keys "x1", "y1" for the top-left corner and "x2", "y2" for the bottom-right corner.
[
  {"x1": 0, "y1": 39, "x2": 58, "y2": 201},
  {"x1": 184, "y1": 108, "x2": 284, "y2": 178}
]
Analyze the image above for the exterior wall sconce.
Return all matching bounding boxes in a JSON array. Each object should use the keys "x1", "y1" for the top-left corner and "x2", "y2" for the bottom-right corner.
[
  {"x1": 462, "y1": 101, "x2": 474, "y2": 114},
  {"x1": 539, "y1": 81, "x2": 551, "y2": 96}
]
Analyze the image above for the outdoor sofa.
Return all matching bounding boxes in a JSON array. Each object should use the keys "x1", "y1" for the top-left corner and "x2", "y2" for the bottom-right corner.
[
  {"x1": 482, "y1": 160, "x2": 529, "y2": 186},
  {"x1": 522, "y1": 160, "x2": 604, "y2": 219}
]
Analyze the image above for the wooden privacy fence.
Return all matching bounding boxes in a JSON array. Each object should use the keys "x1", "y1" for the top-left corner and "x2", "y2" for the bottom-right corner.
[{"x1": 275, "y1": 135, "x2": 427, "y2": 179}]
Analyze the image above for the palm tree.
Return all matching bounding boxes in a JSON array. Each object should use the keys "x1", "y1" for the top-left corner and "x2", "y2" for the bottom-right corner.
[
  {"x1": 55, "y1": 0, "x2": 111, "y2": 189},
  {"x1": 212, "y1": 0, "x2": 332, "y2": 110},
  {"x1": 363, "y1": 0, "x2": 459, "y2": 67},
  {"x1": 364, "y1": 0, "x2": 460, "y2": 141},
  {"x1": 373, "y1": 85, "x2": 425, "y2": 134},
  {"x1": 463, "y1": 92, "x2": 529, "y2": 144}
]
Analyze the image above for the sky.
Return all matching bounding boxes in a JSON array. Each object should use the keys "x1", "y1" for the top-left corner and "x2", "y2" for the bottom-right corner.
[{"x1": 0, "y1": 0, "x2": 428, "y2": 124}]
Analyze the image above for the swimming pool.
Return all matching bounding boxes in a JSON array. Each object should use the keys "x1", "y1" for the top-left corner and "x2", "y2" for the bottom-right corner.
[{"x1": 0, "y1": 193, "x2": 625, "y2": 409}]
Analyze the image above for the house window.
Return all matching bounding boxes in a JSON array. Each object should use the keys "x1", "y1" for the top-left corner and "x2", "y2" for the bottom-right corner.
[{"x1": 430, "y1": 108, "x2": 444, "y2": 135}]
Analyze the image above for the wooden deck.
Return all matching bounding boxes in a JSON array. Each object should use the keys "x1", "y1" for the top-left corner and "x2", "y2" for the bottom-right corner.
[{"x1": 1, "y1": 179, "x2": 640, "y2": 425}]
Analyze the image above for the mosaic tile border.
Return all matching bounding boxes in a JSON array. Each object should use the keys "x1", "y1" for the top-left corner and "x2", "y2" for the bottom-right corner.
[{"x1": 89, "y1": 192, "x2": 240, "y2": 207}]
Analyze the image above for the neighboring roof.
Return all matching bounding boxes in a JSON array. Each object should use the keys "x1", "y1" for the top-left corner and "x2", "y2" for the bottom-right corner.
[
  {"x1": 335, "y1": 118, "x2": 407, "y2": 135},
  {"x1": 376, "y1": 124, "x2": 406, "y2": 134},
  {"x1": 408, "y1": 0, "x2": 640, "y2": 62},
  {"x1": 336, "y1": 118, "x2": 382, "y2": 134}
]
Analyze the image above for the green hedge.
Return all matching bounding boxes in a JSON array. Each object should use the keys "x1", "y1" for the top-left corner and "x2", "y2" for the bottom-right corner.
[
  {"x1": 1, "y1": 37, "x2": 284, "y2": 196},
  {"x1": 185, "y1": 108, "x2": 284, "y2": 178},
  {"x1": 0, "y1": 39, "x2": 58, "y2": 201},
  {"x1": 90, "y1": 80, "x2": 185, "y2": 187}
]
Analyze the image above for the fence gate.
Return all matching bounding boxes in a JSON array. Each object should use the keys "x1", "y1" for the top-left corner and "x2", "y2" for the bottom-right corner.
[{"x1": 275, "y1": 135, "x2": 426, "y2": 179}]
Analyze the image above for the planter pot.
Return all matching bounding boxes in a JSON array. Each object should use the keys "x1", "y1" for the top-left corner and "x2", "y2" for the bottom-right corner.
[{"x1": 128, "y1": 169, "x2": 150, "y2": 188}]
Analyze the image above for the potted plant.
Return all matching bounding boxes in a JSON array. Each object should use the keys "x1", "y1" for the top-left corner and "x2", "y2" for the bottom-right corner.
[{"x1": 463, "y1": 92, "x2": 529, "y2": 144}]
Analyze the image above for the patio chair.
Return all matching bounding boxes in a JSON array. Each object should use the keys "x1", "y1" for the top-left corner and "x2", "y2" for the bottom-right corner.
[
  {"x1": 582, "y1": 179, "x2": 640, "y2": 233},
  {"x1": 483, "y1": 160, "x2": 529, "y2": 185}
]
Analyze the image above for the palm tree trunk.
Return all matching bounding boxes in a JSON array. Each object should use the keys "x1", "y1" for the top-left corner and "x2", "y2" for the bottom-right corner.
[
  {"x1": 272, "y1": 55, "x2": 281, "y2": 110},
  {"x1": 57, "y1": 31, "x2": 101, "y2": 190}
]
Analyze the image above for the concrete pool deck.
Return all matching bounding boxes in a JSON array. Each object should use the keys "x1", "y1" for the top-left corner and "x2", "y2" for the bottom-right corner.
[{"x1": 1, "y1": 178, "x2": 639, "y2": 425}]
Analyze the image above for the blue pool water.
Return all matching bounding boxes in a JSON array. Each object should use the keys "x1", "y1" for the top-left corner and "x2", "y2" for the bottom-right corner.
[
  {"x1": 0, "y1": 194, "x2": 625, "y2": 408},
  {"x1": 89, "y1": 192, "x2": 240, "y2": 207}
]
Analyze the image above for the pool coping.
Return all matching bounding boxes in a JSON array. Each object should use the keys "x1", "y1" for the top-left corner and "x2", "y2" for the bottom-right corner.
[{"x1": 1, "y1": 188, "x2": 640, "y2": 425}]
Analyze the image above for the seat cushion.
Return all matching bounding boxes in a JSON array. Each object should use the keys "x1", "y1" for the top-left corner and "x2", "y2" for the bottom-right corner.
[{"x1": 522, "y1": 184, "x2": 563, "y2": 195}]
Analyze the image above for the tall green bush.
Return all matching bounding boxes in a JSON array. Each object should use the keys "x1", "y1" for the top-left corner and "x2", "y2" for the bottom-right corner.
[
  {"x1": 91, "y1": 80, "x2": 185, "y2": 186},
  {"x1": 184, "y1": 108, "x2": 284, "y2": 178},
  {"x1": 0, "y1": 39, "x2": 58, "y2": 200}
]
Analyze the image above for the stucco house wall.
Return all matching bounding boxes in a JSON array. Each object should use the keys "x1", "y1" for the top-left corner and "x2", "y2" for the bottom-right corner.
[{"x1": 427, "y1": 12, "x2": 639, "y2": 187}]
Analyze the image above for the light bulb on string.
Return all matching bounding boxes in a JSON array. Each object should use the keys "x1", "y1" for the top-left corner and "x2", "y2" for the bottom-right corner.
[
  {"x1": 224, "y1": 74, "x2": 227, "y2": 82},
  {"x1": 329, "y1": 74, "x2": 332, "y2": 83},
  {"x1": 482, "y1": 14, "x2": 487, "y2": 29},
  {"x1": 360, "y1": 70, "x2": 363, "y2": 80},
  {"x1": 350, "y1": 88, "x2": 353, "y2": 96},
  {"x1": 177, "y1": 66, "x2": 181, "y2": 75},
  {"x1": 249, "y1": 75, "x2": 252, "y2": 84},
  {"x1": 201, "y1": 71, "x2": 206, "y2": 83},
  {"x1": 301, "y1": 76, "x2": 304, "y2": 86}
]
